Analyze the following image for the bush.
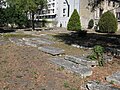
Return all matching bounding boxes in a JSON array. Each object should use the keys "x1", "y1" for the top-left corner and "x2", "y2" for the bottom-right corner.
[
  {"x1": 87, "y1": 45, "x2": 105, "y2": 66},
  {"x1": 98, "y1": 11, "x2": 118, "y2": 33},
  {"x1": 67, "y1": 9, "x2": 81, "y2": 31},
  {"x1": 88, "y1": 19, "x2": 94, "y2": 29}
]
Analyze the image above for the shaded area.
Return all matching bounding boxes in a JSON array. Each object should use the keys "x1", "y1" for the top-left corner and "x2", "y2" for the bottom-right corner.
[
  {"x1": 53, "y1": 32, "x2": 120, "y2": 50},
  {"x1": 0, "y1": 28, "x2": 15, "y2": 33}
]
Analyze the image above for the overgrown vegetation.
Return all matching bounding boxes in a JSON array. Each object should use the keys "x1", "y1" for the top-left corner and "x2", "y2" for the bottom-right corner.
[
  {"x1": 98, "y1": 11, "x2": 118, "y2": 33},
  {"x1": 67, "y1": 9, "x2": 81, "y2": 31},
  {"x1": 87, "y1": 45, "x2": 105, "y2": 66},
  {"x1": 88, "y1": 19, "x2": 94, "y2": 29}
]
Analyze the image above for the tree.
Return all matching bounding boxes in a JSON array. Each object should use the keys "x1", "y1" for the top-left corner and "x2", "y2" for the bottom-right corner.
[
  {"x1": 67, "y1": 9, "x2": 81, "y2": 31},
  {"x1": 98, "y1": 11, "x2": 118, "y2": 33},
  {"x1": 6, "y1": 0, "x2": 47, "y2": 30},
  {"x1": 88, "y1": 19, "x2": 94, "y2": 29}
]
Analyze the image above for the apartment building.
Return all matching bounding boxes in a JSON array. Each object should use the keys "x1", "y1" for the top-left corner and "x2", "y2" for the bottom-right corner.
[
  {"x1": 79, "y1": 0, "x2": 120, "y2": 29},
  {"x1": 35, "y1": 0, "x2": 80, "y2": 27}
]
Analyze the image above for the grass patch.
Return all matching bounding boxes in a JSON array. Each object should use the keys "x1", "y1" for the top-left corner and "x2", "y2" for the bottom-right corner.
[
  {"x1": 2, "y1": 33, "x2": 33, "y2": 38},
  {"x1": 64, "y1": 81, "x2": 70, "y2": 88}
]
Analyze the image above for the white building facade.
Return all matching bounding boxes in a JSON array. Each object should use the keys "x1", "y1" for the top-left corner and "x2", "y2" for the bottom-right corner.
[{"x1": 35, "y1": 0, "x2": 80, "y2": 28}]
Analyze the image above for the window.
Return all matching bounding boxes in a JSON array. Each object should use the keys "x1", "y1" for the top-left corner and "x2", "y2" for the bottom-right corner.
[
  {"x1": 52, "y1": 9, "x2": 54, "y2": 13},
  {"x1": 113, "y1": 2, "x2": 115, "y2": 7},
  {"x1": 63, "y1": 2, "x2": 66, "y2": 4},
  {"x1": 63, "y1": 8, "x2": 66, "y2": 13},
  {"x1": 108, "y1": 1, "x2": 111, "y2": 6},
  {"x1": 63, "y1": 15, "x2": 66, "y2": 17},
  {"x1": 52, "y1": 3, "x2": 55, "y2": 7}
]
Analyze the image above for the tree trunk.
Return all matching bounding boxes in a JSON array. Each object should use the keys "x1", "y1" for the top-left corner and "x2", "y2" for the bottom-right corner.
[{"x1": 31, "y1": 11, "x2": 35, "y2": 30}]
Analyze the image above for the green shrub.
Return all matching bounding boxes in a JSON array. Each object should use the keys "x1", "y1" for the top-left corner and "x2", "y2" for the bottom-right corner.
[
  {"x1": 87, "y1": 45, "x2": 105, "y2": 66},
  {"x1": 98, "y1": 11, "x2": 118, "y2": 33},
  {"x1": 93, "y1": 45, "x2": 104, "y2": 66},
  {"x1": 67, "y1": 9, "x2": 81, "y2": 31},
  {"x1": 88, "y1": 19, "x2": 94, "y2": 29}
]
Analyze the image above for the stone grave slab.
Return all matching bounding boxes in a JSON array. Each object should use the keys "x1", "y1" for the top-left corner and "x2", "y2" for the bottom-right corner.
[
  {"x1": 84, "y1": 81, "x2": 120, "y2": 90},
  {"x1": 9, "y1": 38, "x2": 26, "y2": 46},
  {"x1": 105, "y1": 47, "x2": 120, "y2": 57},
  {"x1": 38, "y1": 46, "x2": 64, "y2": 55},
  {"x1": 0, "y1": 39, "x2": 9, "y2": 45},
  {"x1": 106, "y1": 71, "x2": 120, "y2": 85},
  {"x1": 23, "y1": 38, "x2": 54, "y2": 45},
  {"x1": 24, "y1": 41, "x2": 37, "y2": 47},
  {"x1": 65, "y1": 55, "x2": 98, "y2": 67},
  {"x1": 50, "y1": 57, "x2": 92, "y2": 78}
]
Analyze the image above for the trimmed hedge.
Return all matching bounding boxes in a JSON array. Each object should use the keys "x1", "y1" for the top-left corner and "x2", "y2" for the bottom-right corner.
[
  {"x1": 67, "y1": 9, "x2": 81, "y2": 31},
  {"x1": 98, "y1": 11, "x2": 118, "y2": 33},
  {"x1": 88, "y1": 19, "x2": 94, "y2": 29}
]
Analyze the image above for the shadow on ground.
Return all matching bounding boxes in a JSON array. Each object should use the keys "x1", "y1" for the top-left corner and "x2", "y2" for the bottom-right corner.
[
  {"x1": 0, "y1": 28, "x2": 15, "y2": 33},
  {"x1": 53, "y1": 32, "x2": 120, "y2": 49}
]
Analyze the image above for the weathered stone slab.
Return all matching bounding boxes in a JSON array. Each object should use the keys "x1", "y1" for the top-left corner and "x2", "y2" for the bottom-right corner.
[
  {"x1": 105, "y1": 47, "x2": 120, "y2": 57},
  {"x1": 106, "y1": 72, "x2": 120, "y2": 85},
  {"x1": 84, "y1": 81, "x2": 120, "y2": 90},
  {"x1": 103, "y1": 55, "x2": 113, "y2": 62},
  {"x1": 23, "y1": 38, "x2": 54, "y2": 45},
  {"x1": 65, "y1": 55, "x2": 98, "y2": 67},
  {"x1": 0, "y1": 40, "x2": 9, "y2": 45},
  {"x1": 38, "y1": 46, "x2": 64, "y2": 55},
  {"x1": 9, "y1": 38, "x2": 26, "y2": 46},
  {"x1": 71, "y1": 44, "x2": 92, "y2": 50},
  {"x1": 24, "y1": 41, "x2": 37, "y2": 47},
  {"x1": 50, "y1": 58, "x2": 92, "y2": 78}
]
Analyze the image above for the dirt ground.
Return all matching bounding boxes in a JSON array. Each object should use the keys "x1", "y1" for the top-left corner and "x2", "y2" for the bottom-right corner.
[{"x1": 0, "y1": 28, "x2": 120, "y2": 90}]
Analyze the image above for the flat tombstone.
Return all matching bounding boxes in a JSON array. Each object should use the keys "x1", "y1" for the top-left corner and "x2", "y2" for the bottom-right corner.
[
  {"x1": 23, "y1": 38, "x2": 54, "y2": 45},
  {"x1": 38, "y1": 46, "x2": 64, "y2": 56},
  {"x1": 50, "y1": 57, "x2": 92, "y2": 78},
  {"x1": 106, "y1": 72, "x2": 120, "y2": 85},
  {"x1": 65, "y1": 55, "x2": 98, "y2": 67},
  {"x1": 9, "y1": 38, "x2": 26, "y2": 46},
  {"x1": 85, "y1": 81, "x2": 120, "y2": 90}
]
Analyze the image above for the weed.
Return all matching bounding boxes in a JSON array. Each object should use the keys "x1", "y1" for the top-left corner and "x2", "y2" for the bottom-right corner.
[
  {"x1": 57, "y1": 66, "x2": 64, "y2": 71},
  {"x1": 64, "y1": 81, "x2": 69, "y2": 88},
  {"x1": 109, "y1": 80, "x2": 115, "y2": 84}
]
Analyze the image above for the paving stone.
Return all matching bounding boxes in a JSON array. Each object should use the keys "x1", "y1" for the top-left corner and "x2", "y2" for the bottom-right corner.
[
  {"x1": 65, "y1": 55, "x2": 98, "y2": 67},
  {"x1": 38, "y1": 46, "x2": 64, "y2": 55},
  {"x1": 50, "y1": 57, "x2": 92, "y2": 78},
  {"x1": 106, "y1": 71, "x2": 120, "y2": 85},
  {"x1": 84, "y1": 81, "x2": 120, "y2": 90}
]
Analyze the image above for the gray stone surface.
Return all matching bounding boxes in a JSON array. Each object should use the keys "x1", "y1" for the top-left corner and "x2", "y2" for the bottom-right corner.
[
  {"x1": 0, "y1": 39, "x2": 9, "y2": 45},
  {"x1": 23, "y1": 38, "x2": 54, "y2": 45},
  {"x1": 50, "y1": 57, "x2": 92, "y2": 78},
  {"x1": 106, "y1": 47, "x2": 120, "y2": 57},
  {"x1": 65, "y1": 55, "x2": 98, "y2": 67},
  {"x1": 9, "y1": 38, "x2": 26, "y2": 46},
  {"x1": 71, "y1": 44, "x2": 92, "y2": 50},
  {"x1": 84, "y1": 81, "x2": 120, "y2": 90},
  {"x1": 9, "y1": 37, "x2": 54, "y2": 47},
  {"x1": 103, "y1": 55, "x2": 113, "y2": 62},
  {"x1": 24, "y1": 41, "x2": 37, "y2": 47},
  {"x1": 38, "y1": 46, "x2": 64, "y2": 55},
  {"x1": 106, "y1": 71, "x2": 120, "y2": 85}
]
